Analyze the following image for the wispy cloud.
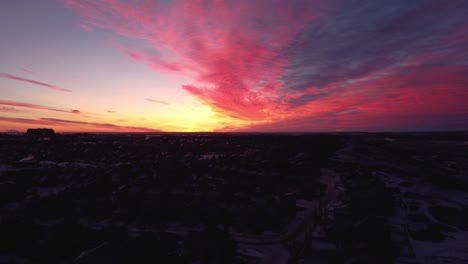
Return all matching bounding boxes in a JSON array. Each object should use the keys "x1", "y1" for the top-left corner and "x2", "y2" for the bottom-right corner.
[
  {"x1": 21, "y1": 68, "x2": 35, "y2": 75},
  {"x1": 0, "y1": 100, "x2": 80, "y2": 114},
  {"x1": 40, "y1": 118, "x2": 160, "y2": 132},
  {"x1": 0, "y1": 106, "x2": 22, "y2": 113},
  {"x1": 0, "y1": 116, "x2": 56, "y2": 126},
  {"x1": 0, "y1": 116, "x2": 160, "y2": 132},
  {"x1": 146, "y1": 98, "x2": 168, "y2": 105},
  {"x1": 0, "y1": 72, "x2": 71, "y2": 92}
]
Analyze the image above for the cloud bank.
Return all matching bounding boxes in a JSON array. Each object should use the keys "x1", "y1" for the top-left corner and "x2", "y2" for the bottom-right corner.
[{"x1": 66, "y1": 0, "x2": 468, "y2": 131}]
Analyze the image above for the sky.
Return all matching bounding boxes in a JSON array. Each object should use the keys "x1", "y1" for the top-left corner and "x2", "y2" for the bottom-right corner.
[{"x1": 1, "y1": 0, "x2": 468, "y2": 132}]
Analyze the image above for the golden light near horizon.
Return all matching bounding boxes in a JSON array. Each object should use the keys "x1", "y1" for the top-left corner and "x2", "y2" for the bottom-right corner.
[
  {"x1": 158, "y1": 103, "x2": 252, "y2": 132},
  {"x1": 1, "y1": 0, "x2": 468, "y2": 133},
  {"x1": 113, "y1": 98, "x2": 252, "y2": 132}
]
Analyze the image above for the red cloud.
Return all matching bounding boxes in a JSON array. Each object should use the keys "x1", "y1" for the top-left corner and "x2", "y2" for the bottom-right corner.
[
  {"x1": 0, "y1": 72, "x2": 71, "y2": 92},
  {"x1": 65, "y1": 0, "x2": 320, "y2": 120},
  {"x1": 66, "y1": 0, "x2": 468, "y2": 131},
  {"x1": 234, "y1": 64, "x2": 468, "y2": 132}
]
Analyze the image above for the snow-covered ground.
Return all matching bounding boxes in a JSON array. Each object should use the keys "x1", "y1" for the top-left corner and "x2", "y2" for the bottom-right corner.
[
  {"x1": 336, "y1": 138, "x2": 468, "y2": 264},
  {"x1": 383, "y1": 171, "x2": 468, "y2": 264},
  {"x1": 0, "y1": 164, "x2": 18, "y2": 172}
]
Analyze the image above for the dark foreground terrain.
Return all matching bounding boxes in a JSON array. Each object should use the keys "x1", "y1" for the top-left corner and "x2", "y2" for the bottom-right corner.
[{"x1": 1, "y1": 132, "x2": 467, "y2": 264}]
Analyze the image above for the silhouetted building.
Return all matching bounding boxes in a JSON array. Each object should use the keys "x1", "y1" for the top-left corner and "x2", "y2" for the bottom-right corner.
[{"x1": 26, "y1": 128, "x2": 55, "y2": 137}]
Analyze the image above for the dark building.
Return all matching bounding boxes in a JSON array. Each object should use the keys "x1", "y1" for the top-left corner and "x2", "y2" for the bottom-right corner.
[{"x1": 26, "y1": 128, "x2": 55, "y2": 137}]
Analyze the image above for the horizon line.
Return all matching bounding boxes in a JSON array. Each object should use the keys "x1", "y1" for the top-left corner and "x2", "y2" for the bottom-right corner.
[{"x1": 2, "y1": 129, "x2": 468, "y2": 134}]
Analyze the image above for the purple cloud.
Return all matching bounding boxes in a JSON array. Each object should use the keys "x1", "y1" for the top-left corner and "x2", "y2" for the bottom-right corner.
[
  {"x1": 146, "y1": 98, "x2": 168, "y2": 105},
  {"x1": 0, "y1": 72, "x2": 71, "y2": 92}
]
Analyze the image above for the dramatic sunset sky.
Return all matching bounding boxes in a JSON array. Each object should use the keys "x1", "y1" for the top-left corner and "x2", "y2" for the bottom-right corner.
[{"x1": 1, "y1": 0, "x2": 468, "y2": 132}]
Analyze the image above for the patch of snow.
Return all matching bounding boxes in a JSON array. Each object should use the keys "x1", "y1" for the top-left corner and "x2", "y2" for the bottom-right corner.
[
  {"x1": 38, "y1": 161, "x2": 56, "y2": 166},
  {"x1": 0, "y1": 164, "x2": 17, "y2": 172},
  {"x1": 411, "y1": 230, "x2": 468, "y2": 264},
  {"x1": 18, "y1": 155, "x2": 35, "y2": 163}
]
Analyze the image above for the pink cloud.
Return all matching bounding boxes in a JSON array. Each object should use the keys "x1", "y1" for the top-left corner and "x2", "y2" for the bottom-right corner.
[
  {"x1": 0, "y1": 116, "x2": 160, "y2": 132},
  {"x1": 0, "y1": 116, "x2": 57, "y2": 127},
  {"x1": 40, "y1": 118, "x2": 161, "y2": 132},
  {"x1": 0, "y1": 106, "x2": 22, "y2": 113},
  {"x1": 234, "y1": 64, "x2": 468, "y2": 132},
  {"x1": 0, "y1": 100, "x2": 80, "y2": 114},
  {"x1": 0, "y1": 72, "x2": 71, "y2": 92},
  {"x1": 65, "y1": 0, "x2": 320, "y2": 120},
  {"x1": 66, "y1": 0, "x2": 468, "y2": 131}
]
